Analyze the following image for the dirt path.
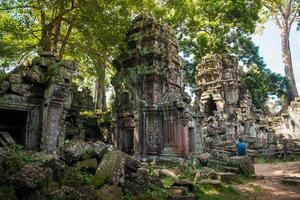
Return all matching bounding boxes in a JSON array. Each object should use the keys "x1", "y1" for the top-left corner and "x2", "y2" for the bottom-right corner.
[{"x1": 233, "y1": 161, "x2": 300, "y2": 200}]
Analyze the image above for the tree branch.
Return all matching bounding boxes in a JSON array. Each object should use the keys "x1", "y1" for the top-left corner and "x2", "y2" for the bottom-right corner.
[{"x1": 288, "y1": 2, "x2": 300, "y2": 28}]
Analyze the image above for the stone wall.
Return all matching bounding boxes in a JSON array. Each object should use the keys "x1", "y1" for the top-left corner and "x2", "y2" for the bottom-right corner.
[{"x1": 0, "y1": 52, "x2": 75, "y2": 153}]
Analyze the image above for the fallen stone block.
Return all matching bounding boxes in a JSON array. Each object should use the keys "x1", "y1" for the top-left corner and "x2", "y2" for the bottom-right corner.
[
  {"x1": 91, "y1": 150, "x2": 126, "y2": 188},
  {"x1": 171, "y1": 179, "x2": 194, "y2": 192},
  {"x1": 60, "y1": 140, "x2": 93, "y2": 164},
  {"x1": 200, "y1": 179, "x2": 221, "y2": 186},
  {"x1": 0, "y1": 131, "x2": 16, "y2": 145},
  {"x1": 217, "y1": 172, "x2": 238, "y2": 182}
]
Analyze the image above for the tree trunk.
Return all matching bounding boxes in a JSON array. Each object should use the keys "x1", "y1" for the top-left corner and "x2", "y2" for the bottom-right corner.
[
  {"x1": 280, "y1": 29, "x2": 299, "y2": 109},
  {"x1": 94, "y1": 77, "x2": 107, "y2": 112}
]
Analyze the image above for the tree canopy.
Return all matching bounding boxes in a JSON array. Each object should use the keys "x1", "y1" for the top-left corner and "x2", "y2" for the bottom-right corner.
[{"x1": 0, "y1": 0, "x2": 291, "y2": 112}]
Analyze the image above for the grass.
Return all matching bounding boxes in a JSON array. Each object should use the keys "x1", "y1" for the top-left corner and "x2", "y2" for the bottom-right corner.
[{"x1": 195, "y1": 183, "x2": 245, "y2": 200}]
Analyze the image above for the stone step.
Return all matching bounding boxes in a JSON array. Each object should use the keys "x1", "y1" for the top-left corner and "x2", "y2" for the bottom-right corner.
[
  {"x1": 207, "y1": 159, "x2": 227, "y2": 168},
  {"x1": 223, "y1": 166, "x2": 240, "y2": 173},
  {"x1": 217, "y1": 172, "x2": 238, "y2": 181}
]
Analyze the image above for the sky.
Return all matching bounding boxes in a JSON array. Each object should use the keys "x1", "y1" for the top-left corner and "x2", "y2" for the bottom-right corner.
[{"x1": 252, "y1": 21, "x2": 300, "y2": 94}]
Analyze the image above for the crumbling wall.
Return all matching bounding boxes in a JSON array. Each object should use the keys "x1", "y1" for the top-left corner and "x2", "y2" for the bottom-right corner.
[{"x1": 0, "y1": 52, "x2": 75, "y2": 153}]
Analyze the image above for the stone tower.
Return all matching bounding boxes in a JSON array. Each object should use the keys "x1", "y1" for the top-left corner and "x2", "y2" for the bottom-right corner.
[
  {"x1": 195, "y1": 54, "x2": 257, "y2": 139},
  {"x1": 112, "y1": 14, "x2": 195, "y2": 158}
]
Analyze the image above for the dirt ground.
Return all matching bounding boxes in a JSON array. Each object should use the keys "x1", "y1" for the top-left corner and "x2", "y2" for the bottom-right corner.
[{"x1": 233, "y1": 161, "x2": 300, "y2": 200}]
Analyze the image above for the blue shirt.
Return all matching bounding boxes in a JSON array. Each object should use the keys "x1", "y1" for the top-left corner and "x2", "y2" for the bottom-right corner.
[{"x1": 236, "y1": 142, "x2": 246, "y2": 156}]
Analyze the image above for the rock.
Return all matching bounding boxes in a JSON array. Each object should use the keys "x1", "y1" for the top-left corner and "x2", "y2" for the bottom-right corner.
[
  {"x1": 47, "y1": 185, "x2": 82, "y2": 200},
  {"x1": 9, "y1": 74, "x2": 23, "y2": 84},
  {"x1": 194, "y1": 167, "x2": 218, "y2": 180},
  {"x1": 195, "y1": 153, "x2": 210, "y2": 165},
  {"x1": 228, "y1": 156, "x2": 255, "y2": 175},
  {"x1": 217, "y1": 172, "x2": 238, "y2": 182},
  {"x1": 90, "y1": 141, "x2": 109, "y2": 159},
  {"x1": 10, "y1": 165, "x2": 52, "y2": 196},
  {"x1": 40, "y1": 54, "x2": 56, "y2": 67},
  {"x1": 124, "y1": 154, "x2": 142, "y2": 173},
  {"x1": 76, "y1": 185, "x2": 99, "y2": 200},
  {"x1": 42, "y1": 158, "x2": 66, "y2": 182},
  {"x1": 159, "y1": 168, "x2": 180, "y2": 178},
  {"x1": 91, "y1": 150, "x2": 126, "y2": 188},
  {"x1": 169, "y1": 186, "x2": 188, "y2": 196},
  {"x1": 171, "y1": 179, "x2": 194, "y2": 192},
  {"x1": 75, "y1": 159, "x2": 98, "y2": 173},
  {"x1": 61, "y1": 167, "x2": 86, "y2": 189},
  {"x1": 61, "y1": 140, "x2": 93, "y2": 164},
  {"x1": 10, "y1": 83, "x2": 32, "y2": 96},
  {"x1": 0, "y1": 81, "x2": 10, "y2": 93},
  {"x1": 200, "y1": 179, "x2": 221, "y2": 186},
  {"x1": 96, "y1": 185, "x2": 123, "y2": 200},
  {"x1": 168, "y1": 186, "x2": 197, "y2": 200}
]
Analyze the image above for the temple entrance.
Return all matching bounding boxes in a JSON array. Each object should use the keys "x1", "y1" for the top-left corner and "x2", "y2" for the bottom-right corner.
[
  {"x1": 122, "y1": 129, "x2": 134, "y2": 155},
  {"x1": 188, "y1": 127, "x2": 195, "y2": 153},
  {"x1": 0, "y1": 109, "x2": 28, "y2": 146},
  {"x1": 205, "y1": 94, "x2": 217, "y2": 116}
]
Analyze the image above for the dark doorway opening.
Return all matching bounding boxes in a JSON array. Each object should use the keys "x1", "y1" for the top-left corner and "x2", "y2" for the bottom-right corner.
[
  {"x1": 122, "y1": 129, "x2": 134, "y2": 155},
  {"x1": 205, "y1": 94, "x2": 217, "y2": 116},
  {"x1": 0, "y1": 109, "x2": 28, "y2": 146},
  {"x1": 188, "y1": 127, "x2": 195, "y2": 153}
]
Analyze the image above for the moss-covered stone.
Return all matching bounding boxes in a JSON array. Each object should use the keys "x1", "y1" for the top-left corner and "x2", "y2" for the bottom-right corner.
[
  {"x1": 75, "y1": 159, "x2": 98, "y2": 174},
  {"x1": 91, "y1": 150, "x2": 126, "y2": 188},
  {"x1": 96, "y1": 185, "x2": 122, "y2": 200},
  {"x1": 10, "y1": 165, "x2": 53, "y2": 198},
  {"x1": 60, "y1": 167, "x2": 86, "y2": 188}
]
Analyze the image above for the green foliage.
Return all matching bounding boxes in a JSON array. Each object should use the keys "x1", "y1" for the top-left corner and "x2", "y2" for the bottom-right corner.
[
  {"x1": 0, "y1": 71, "x2": 9, "y2": 83},
  {"x1": 161, "y1": 176, "x2": 176, "y2": 188},
  {"x1": 0, "y1": 185, "x2": 17, "y2": 200},
  {"x1": 80, "y1": 110, "x2": 112, "y2": 124},
  {"x1": 61, "y1": 167, "x2": 88, "y2": 188},
  {"x1": 2, "y1": 145, "x2": 34, "y2": 175},
  {"x1": 242, "y1": 65, "x2": 288, "y2": 111},
  {"x1": 195, "y1": 183, "x2": 244, "y2": 200},
  {"x1": 134, "y1": 184, "x2": 170, "y2": 200}
]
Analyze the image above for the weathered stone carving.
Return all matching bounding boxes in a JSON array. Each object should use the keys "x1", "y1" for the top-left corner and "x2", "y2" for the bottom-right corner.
[{"x1": 112, "y1": 14, "x2": 196, "y2": 158}]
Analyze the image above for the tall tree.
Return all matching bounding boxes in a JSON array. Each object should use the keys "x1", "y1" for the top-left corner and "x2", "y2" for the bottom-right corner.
[{"x1": 263, "y1": 0, "x2": 299, "y2": 106}]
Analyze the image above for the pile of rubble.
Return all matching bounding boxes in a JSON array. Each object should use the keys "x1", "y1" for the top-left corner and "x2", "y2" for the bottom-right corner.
[{"x1": 0, "y1": 140, "x2": 162, "y2": 200}]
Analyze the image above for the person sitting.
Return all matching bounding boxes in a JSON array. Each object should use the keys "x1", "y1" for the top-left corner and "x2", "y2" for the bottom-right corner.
[{"x1": 236, "y1": 138, "x2": 246, "y2": 156}]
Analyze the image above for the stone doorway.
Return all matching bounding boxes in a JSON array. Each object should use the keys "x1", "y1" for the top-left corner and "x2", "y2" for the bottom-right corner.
[
  {"x1": 205, "y1": 94, "x2": 217, "y2": 115},
  {"x1": 0, "y1": 109, "x2": 28, "y2": 146},
  {"x1": 188, "y1": 127, "x2": 195, "y2": 153},
  {"x1": 122, "y1": 129, "x2": 134, "y2": 155}
]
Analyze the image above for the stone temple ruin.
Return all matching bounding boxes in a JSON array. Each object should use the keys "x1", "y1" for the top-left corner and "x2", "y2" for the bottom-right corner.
[
  {"x1": 0, "y1": 14, "x2": 299, "y2": 161},
  {"x1": 112, "y1": 14, "x2": 196, "y2": 158},
  {"x1": 195, "y1": 54, "x2": 272, "y2": 149},
  {"x1": 112, "y1": 14, "x2": 300, "y2": 160},
  {"x1": 0, "y1": 53, "x2": 75, "y2": 153}
]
